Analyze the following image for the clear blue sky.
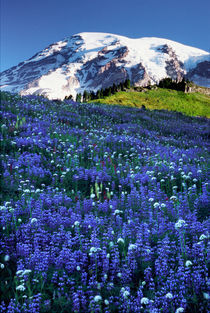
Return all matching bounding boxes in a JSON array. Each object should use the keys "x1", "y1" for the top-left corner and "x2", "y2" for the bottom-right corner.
[{"x1": 1, "y1": 0, "x2": 210, "y2": 72}]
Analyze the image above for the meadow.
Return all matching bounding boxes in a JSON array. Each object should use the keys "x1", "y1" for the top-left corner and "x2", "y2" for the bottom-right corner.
[
  {"x1": 0, "y1": 91, "x2": 209, "y2": 312},
  {"x1": 92, "y1": 89, "x2": 210, "y2": 118}
]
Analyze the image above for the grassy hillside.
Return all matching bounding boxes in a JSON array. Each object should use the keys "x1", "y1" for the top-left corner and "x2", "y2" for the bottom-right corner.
[{"x1": 91, "y1": 88, "x2": 210, "y2": 117}]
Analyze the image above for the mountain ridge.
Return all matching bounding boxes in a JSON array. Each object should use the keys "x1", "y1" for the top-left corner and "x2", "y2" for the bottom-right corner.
[{"x1": 1, "y1": 32, "x2": 209, "y2": 99}]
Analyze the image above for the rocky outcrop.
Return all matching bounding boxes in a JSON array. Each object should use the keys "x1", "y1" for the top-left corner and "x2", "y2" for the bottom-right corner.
[
  {"x1": 77, "y1": 46, "x2": 129, "y2": 89},
  {"x1": 158, "y1": 44, "x2": 185, "y2": 81},
  {"x1": 131, "y1": 63, "x2": 151, "y2": 86},
  {"x1": 186, "y1": 61, "x2": 210, "y2": 87}
]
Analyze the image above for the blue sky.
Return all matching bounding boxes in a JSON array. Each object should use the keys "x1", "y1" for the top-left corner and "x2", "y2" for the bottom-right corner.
[{"x1": 1, "y1": 0, "x2": 210, "y2": 71}]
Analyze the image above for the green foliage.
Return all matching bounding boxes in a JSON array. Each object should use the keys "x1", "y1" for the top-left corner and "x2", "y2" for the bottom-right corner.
[
  {"x1": 124, "y1": 78, "x2": 131, "y2": 89},
  {"x1": 158, "y1": 77, "x2": 187, "y2": 91},
  {"x1": 15, "y1": 115, "x2": 26, "y2": 129},
  {"x1": 76, "y1": 93, "x2": 82, "y2": 102},
  {"x1": 92, "y1": 89, "x2": 210, "y2": 117},
  {"x1": 83, "y1": 90, "x2": 89, "y2": 102},
  {"x1": 83, "y1": 79, "x2": 132, "y2": 102}
]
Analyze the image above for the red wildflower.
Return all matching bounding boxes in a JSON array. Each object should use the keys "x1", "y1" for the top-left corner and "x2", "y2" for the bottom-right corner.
[
  {"x1": 114, "y1": 164, "x2": 116, "y2": 173},
  {"x1": 9, "y1": 164, "x2": 13, "y2": 174}
]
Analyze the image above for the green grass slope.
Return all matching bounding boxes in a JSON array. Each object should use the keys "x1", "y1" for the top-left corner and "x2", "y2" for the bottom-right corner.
[{"x1": 91, "y1": 89, "x2": 210, "y2": 117}]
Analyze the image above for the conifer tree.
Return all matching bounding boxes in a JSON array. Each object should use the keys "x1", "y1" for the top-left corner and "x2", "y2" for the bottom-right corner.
[
  {"x1": 96, "y1": 90, "x2": 101, "y2": 99},
  {"x1": 89, "y1": 91, "x2": 94, "y2": 100},
  {"x1": 83, "y1": 90, "x2": 88, "y2": 102},
  {"x1": 76, "y1": 93, "x2": 81, "y2": 102},
  {"x1": 125, "y1": 79, "x2": 131, "y2": 89},
  {"x1": 100, "y1": 89, "x2": 104, "y2": 98},
  {"x1": 112, "y1": 83, "x2": 117, "y2": 94}
]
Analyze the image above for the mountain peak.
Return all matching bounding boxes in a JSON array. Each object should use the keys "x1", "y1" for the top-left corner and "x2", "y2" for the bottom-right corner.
[{"x1": 1, "y1": 32, "x2": 209, "y2": 99}]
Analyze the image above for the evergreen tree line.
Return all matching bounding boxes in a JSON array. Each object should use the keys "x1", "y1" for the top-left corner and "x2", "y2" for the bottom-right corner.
[
  {"x1": 74, "y1": 79, "x2": 131, "y2": 102},
  {"x1": 158, "y1": 77, "x2": 189, "y2": 92},
  {"x1": 64, "y1": 77, "x2": 192, "y2": 101}
]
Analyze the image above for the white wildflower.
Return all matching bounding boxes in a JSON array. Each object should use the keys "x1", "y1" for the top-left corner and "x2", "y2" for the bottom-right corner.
[
  {"x1": 74, "y1": 221, "x2": 80, "y2": 227},
  {"x1": 30, "y1": 218, "x2": 37, "y2": 224},
  {"x1": 4, "y1": 255, "x2": 10, "y2": 262},
  {"x1": 22, "y1": 269, "x2": 32, "y2": 276},
  {"x1": 128, "y1": 244, "x2": 137, "y2": 251},
  {"x1": 94, "y1": 295, "x2": 102, "y2": 302},
  {"x1": 16, "y1": 285, "x2": 26, "y2": 291},
  {"x1": 23, "y1": 189, "x2": 30, "y2": 193},
  {"x1": 76, "y1": 266, "x2": 80, "y2": 271},
  {"x1": 165, "y1": 292, "x2": 173, "y2": 299},
  {"x1": 199, "y1": 234, "x2": 207, "y2": 240},
  {"x1": 203, "y1": 292, "x2": 209, "y2": 300},
  {"x1": 117, "y1": 238, "x2": 124, "y2": 244},
  {"x1": 0, "y1": 263, "x2": 5, "y2": 269},
  {"x1": 114, "y1": 209, "x2": 123, "y2": 215},
  {"x1": 185, "y1": 260, "x2": 192, "y2": 267},
  {"x1": 123, "y1": 290, "x2": 130, "y2": 298},
  {"x1": 104, "y1": 299, "x2": 109, "y2": 305},
  {"x1": 141, "y1": 297, "x2": 149, "y2": 305},
  {"x1": 175, "y1": 219, "x2": 187, "y2": 230},
  {"x1": 153, "y1": 202, "x2": 159, "y2": 208},
  {"x1": 89, "y1": 247, "x2": 98, "y2": 254},
  {"x1": 175, "y1": 308, "x2": 184, "y2": 313}
]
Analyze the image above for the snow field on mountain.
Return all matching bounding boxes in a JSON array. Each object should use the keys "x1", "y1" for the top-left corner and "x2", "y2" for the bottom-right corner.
[{"x1": 1, "y1": 32, "x2": 209, "y2": 99}]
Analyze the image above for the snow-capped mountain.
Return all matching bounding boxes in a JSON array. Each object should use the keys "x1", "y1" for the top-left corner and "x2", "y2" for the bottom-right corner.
[{"x1": 1, "y1": 32, "x2": 209, "y2": 99}]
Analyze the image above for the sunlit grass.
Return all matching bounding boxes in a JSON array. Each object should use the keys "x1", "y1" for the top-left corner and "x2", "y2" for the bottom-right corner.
[{"x1": 92, "y1": 88, "x2": 210, "y2": 117}]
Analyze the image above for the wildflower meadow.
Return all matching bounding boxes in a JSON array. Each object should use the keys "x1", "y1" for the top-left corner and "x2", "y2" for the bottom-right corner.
[{"x1": 0, "y1": 91, "x2": 209, "y2": 312}]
